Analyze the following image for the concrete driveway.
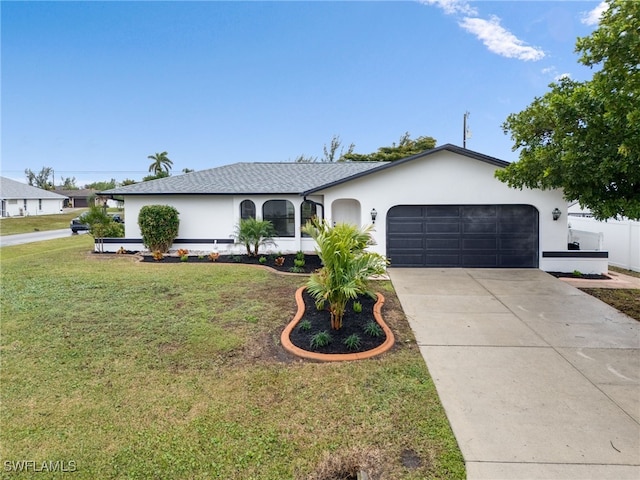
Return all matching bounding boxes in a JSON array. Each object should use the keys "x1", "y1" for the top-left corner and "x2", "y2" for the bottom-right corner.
[{"x1": 388, "y1": 268, "x2": 640, "y2": 480}]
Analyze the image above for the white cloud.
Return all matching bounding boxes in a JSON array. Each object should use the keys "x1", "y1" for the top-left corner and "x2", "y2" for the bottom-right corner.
[
  {"x1": 459, "y1": 15, "x2": 545, "y2": 61},
  {"x1": 419, "y1": 0, "x2": 477, "y2": 16},
  {"x1": 541, "y1": 66, "x2": 572, "y2": 81},
  {"x1": 581, "y1": 1, "x2": 608, "y2": 26},
  {"x1": 555, "y1": 72, "x2": 571, "y2": 81}
]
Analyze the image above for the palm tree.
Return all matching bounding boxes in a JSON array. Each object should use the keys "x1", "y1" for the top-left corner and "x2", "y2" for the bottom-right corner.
[
  {"x1": 302, "y1": 219, "x2": 388, "y2": 330},
  {"x1": 147, "y1": 152, "x2": 173, "y2": 175}
]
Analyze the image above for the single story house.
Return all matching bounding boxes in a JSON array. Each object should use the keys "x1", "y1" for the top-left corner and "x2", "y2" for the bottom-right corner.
[
  {"x1": 0, "y1": 176, "x2": 67, "y2": 217},
  {"x1": 55, "y1": 189, "x2": 118, "y2": 209},
  {"x1": 101, "y1": 144, "x2": 607, "y2": 272}
]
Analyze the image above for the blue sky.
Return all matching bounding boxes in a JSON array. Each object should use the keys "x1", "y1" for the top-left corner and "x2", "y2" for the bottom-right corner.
[{"x1": 2, "y1": 1, "x2": 607, "y2": 186}]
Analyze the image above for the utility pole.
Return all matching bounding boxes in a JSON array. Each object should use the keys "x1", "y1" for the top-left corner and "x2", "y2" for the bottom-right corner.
[{"x1": 463, "y1": 111, "x2": 470, "y2": 148}]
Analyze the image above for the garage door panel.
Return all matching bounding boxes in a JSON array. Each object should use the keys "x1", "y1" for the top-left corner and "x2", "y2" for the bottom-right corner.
[
  {"x1": 426, "y1": 205, "x2": 460, "y2": 217},
  {"x1": 427, "y1": 222, "x2": 461, "y2": 234},
  {"x1": 425, "y1": 254, "x2": 462, "y2": 267},
  {"x1": 499, "y1": 254, "x2": 537, "y2": 268},
  {"x1": 463, "y1": 238, "x2": 497, "y2": 250},
  {"x1": 463, "y1": 205, "x2": 496, "y2": 217},
  {"x1": 388, "y1": 221, "x2": 423, "y2": 234},
  {"x1": 462, "y1": 255, "x2": 498, "y2": 267},
  {"x1": 426, "y1": 238, "x2": 460, "y2": 249},
  {"x1": 387, "y1": 204, "x2": 539, "y2": 268},
  {"x1": 464, "y1": 222, "x2": 498, "y2": 234},
  {"x1": 388, "y1": 237, "x2": 424, "y2": 249},
  {"x1": 390, "y1": 205, "x2": 424, "y2": 217}
]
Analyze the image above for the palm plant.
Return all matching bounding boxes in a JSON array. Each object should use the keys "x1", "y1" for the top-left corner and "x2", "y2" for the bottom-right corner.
[
  {"x1": 233, "y1": 218, "x2": 277, "y2": 256},
  {"x1": 302, "y1": 219, "x2": 388, "y2": 330},
  {"x1": 147, "y1": 152, "x2": 173, "y2": 175}
]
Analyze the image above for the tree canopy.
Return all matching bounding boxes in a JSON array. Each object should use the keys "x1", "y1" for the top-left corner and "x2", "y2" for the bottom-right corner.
[
  {"x1": 25, "y1": 167, "x2": 54, "y2": 190},
  {"x1": 85, "y1": 179, "x2": 117, "y2": 191},
  {"x1": 147, "y1": 151, "x2": 173, "y2": 175},
  {"x1": 497, "y1": 0, "x2": 639, "y2": 220},
  {"x1": 294, "y1": 132, "x2": 436, "y2": 163},
  {"x1": 342, "y1": 132, "x2": 436, "y2": 162}
]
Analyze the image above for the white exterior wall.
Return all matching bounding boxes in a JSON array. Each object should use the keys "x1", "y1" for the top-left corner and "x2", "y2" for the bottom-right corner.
[
  {"x1": 316, "y1": 151, "x2": 567, "y2": 269},
  {"x1": 3, "y1": 198, "x2": 64, "y2": 216},
  {"x1": 115, "y1": 194, "x2": 324, "y2": 254},
  {"x1": 569, "y1": 216, "x2": 640, "y2": 272}
]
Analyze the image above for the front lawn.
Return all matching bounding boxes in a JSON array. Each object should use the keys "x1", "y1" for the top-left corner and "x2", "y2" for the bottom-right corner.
[
  {"x1": 0, "y1": 236, "x2": 465, "y2": 479},
  {"x1": 0, "y1": 210, "x2": 87, "y2": 236}
]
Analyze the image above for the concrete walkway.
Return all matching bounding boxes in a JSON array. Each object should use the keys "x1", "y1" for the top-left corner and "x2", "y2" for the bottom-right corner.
[{"x1": 388, "y1": 268, "x2": 640, "y2": 480}]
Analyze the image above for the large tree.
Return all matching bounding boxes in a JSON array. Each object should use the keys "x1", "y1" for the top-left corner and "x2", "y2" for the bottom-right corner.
[
  {"x1": 25, "y1": 167, "x2": 54, "y2": 190},
  {"x1": 342, "y1": 132, "x2": 436, "y2": 162},
  {"x1": 497, "y1": 0, "x2": 639, "y2": 220},
  {"x1": 147, "y1": 151, "x2": 173, "y2": 175},
  {"x1": 294, "y1": 132, "x2": 436, "y2": 163}
]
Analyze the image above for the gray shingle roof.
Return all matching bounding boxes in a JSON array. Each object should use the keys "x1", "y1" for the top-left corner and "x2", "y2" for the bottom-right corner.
[
  {"x1": 100, "y1": 144, "x2": 509, "y2": 196},
  {"x1": 0, "y1": 177, "x2": 68, "y2": 200},
  {"x1": 102, "y1": 162, "x2": 386, "y2": 195}
]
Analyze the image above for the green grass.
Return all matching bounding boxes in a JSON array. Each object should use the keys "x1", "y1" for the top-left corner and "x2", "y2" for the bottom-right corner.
[
  {"x1": 0, "y1": 209, "x2": 125, "y2": 236},
  {"x1": 0, "y1": 210, "x2": 88, "y2": 236},
  {"x1": 0, "y1": 236, "x2": 465, "y2": 479}
]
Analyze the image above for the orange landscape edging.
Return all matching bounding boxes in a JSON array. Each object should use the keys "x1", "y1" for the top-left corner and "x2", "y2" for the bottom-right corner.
[{"x1": 280, "y1": 286, "x2": 395, "y2": 362}]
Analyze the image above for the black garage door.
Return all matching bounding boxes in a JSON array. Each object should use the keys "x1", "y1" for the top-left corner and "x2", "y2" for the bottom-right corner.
[{"x1": 387, "y1": 205, "x2": 539, "y2": 268}]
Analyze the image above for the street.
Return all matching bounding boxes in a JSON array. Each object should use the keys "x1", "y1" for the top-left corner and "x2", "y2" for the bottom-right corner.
[{"x1": 0, "y1": 229, "x2": 87, "y2": 247}]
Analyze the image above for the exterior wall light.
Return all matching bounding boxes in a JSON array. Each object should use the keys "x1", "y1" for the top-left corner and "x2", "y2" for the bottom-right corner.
[
  {"x1": 370, "y1": 208, "x2": 378, "y2": 224},
  {"x1": 552, "y1": 208, "x2": 561, "y2": 221}
]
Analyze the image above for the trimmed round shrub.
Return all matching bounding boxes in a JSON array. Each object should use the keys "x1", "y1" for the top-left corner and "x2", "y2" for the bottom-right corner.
[{"x1": 138, "y1": 205, "x2": 180, "y2": 253}]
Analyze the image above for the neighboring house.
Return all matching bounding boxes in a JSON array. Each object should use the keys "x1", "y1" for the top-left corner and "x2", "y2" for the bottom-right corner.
[
  {"x1": 101, "y1": 144, "x2": 605, "y2": 272},
  {"x1": 0, "y1": 176, "x2": 67, "y2": 217},
  {"x1": 55, "y1": 189, "x2": 117, "y2": 209}
]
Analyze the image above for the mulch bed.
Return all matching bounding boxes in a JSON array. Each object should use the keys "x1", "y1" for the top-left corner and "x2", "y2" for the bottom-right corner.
[
  {"x1": 547, "y1": 271, "x2": 611, "y2": 280},
  {"x1": 138, "y1": 253, "x2": 323, "y2": 274},
  {"x1": 288, "y1": 290, "x2": 386, "y2": 355}
]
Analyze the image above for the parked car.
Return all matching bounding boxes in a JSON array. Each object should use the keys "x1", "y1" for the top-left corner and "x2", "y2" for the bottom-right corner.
[{"x1": 70, "y1": 213, "x2": 123, "y2": 233}]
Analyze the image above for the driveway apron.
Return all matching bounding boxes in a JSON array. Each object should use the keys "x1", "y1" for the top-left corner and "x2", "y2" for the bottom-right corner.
[{"x1": 388, "y1": 268, "x2": 640, "y2": 480}]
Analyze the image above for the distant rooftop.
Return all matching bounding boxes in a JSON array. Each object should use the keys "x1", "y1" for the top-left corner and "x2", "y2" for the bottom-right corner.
[{"x1": 0, "y1": 177, "x2": 68, "y2": 200}]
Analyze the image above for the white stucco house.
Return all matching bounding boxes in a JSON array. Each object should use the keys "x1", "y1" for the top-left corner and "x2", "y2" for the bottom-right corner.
[
  {"x1": 0, "y1": 176, "x2": 67, "y2": 217},
  {"x1": 101, "y1": 144, "x2": 607, "y2": 272}
]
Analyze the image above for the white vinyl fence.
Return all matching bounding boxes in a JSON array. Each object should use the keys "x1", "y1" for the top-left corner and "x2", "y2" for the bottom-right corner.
[{"x1": 568, "y1": 216, "x2": 640, "y2": 272}]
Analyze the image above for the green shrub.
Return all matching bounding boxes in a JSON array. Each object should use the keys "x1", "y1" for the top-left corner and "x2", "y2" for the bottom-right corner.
[
  {"x1": 352, "y1": 301, "x2": 363, "y2": 313},
  {"x1": 343, "y1": 334, "x2": 362, "y2": 351},
  {"x1": 259, "y1": 256, "x2": 267, "y2": 264},
  {"x1": 310, "y1": 331, "x2": 332, "y2": 348},
  {"x1": 138, "y1": 205, "x2": 180, "y2": 253},
  {"x1": 82, "y1": 206, "x2": 124, "y2": 252},
  {"x1": 233, "y1": 218, "x2": 277, "y2": 257},
  {"x1": 363, "y1": 321, "x2": 383, "y2": 338},
  {"x1": 298, "y1": 319, "x2": 312, "y2": 332}
]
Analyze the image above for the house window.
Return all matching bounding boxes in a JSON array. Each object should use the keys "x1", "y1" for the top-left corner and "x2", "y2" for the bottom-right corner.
[
  {"x1": 23, "y1": 199, "x2": 27, "y2": 210},
  {"x1": 301, "y1": 200, "x2": 318, "y2": 237},
  {"x1": 39, "y1": 199, "x2": 42, "y2": 210},
  {"x1": 263, "y1": 200, "x2": 294, "y2": 237},
  {"x1": 240, "y1": 200, "x2": 256, "y2": 220}
]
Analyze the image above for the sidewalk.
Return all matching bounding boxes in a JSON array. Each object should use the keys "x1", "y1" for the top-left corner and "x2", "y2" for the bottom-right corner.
[{"x1": 559, "y1": 269, "x2": 640, "y2": 289}]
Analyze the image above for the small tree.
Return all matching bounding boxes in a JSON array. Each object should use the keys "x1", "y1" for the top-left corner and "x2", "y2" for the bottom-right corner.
[
  {"x1": 82, "y1": 206, "x2": 124, "y2": 252},
  {"x1": 233, "y1": 218, "x2": 276, "y2": 256},
  {"x1": 302, "y1": 219, "x2": 388, "y2": 330},
  {"x1": 138, "y1": 205, "x2": 180, "y2": 253}
]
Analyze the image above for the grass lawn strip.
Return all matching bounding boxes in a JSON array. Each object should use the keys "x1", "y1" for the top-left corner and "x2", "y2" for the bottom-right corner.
[
  {"x1": 0, "y1": 236, "x2": 464, "y2": 479},
  {"x1": 0, "y1": 210, "x2": 90, "y2": 236},
  {"x1": 578, "y1": 266, "x2": 640, "y2": 321}
]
